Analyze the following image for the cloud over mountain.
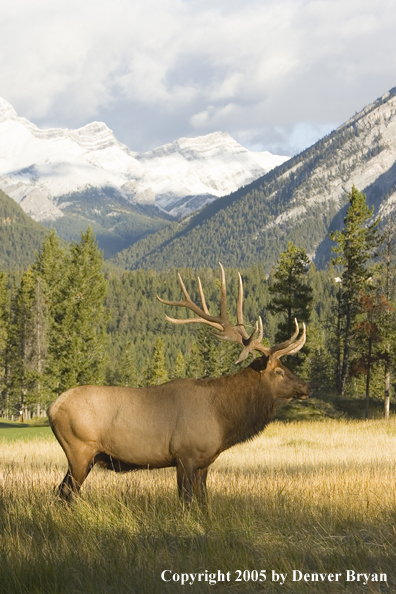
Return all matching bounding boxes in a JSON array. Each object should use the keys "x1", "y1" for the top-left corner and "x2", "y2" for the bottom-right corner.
[{"x1": 1, "y1": 0, "x2": 395, "y2": 156}]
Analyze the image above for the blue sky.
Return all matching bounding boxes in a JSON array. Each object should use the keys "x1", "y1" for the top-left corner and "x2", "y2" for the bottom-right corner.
[{"x1": 1, "y1": 0, "x2": 396, "y2": 156}]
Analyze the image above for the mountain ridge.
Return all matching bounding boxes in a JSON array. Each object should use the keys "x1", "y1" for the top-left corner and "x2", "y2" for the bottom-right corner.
[
  {"x1": 110, "y1": 86, "x2": 396, "y2": 271},
  {"x1": 0, "y1": 98, "x2": 288, "y2": 222}
]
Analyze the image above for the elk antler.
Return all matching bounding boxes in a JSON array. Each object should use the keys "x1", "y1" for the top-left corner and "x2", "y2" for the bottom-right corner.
[{"x1": 158, "y1": 264, "x2": 306, "y2": 362}]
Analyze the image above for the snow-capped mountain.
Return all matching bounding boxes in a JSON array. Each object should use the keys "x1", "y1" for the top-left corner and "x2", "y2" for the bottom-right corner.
[{"x1": 0, "y1": 97, "x2": 289, "y2": 222}]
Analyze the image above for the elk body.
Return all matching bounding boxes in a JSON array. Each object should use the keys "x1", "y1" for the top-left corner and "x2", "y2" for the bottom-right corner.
[{"x1": 48, "y1": 265, "x2": 310, "y2": 505}]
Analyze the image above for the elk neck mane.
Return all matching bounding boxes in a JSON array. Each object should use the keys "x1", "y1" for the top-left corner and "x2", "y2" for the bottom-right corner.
[{"x1": 211, "y1": 355, "x2": 275, "y2": 450}]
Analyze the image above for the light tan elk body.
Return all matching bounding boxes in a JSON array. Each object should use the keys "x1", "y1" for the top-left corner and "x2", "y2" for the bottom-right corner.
[{"x1": 48, "y1": 265, "x2": 310, "y2": 504}]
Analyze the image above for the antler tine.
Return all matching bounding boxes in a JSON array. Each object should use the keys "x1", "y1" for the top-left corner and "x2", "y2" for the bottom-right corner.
[
  {"x1": 177, "y1": 273, "x2": 191, "y2": 302},
  {"x1": 237, "y1": 273, "x2": 243, "y2": 322},
  {"x1": 257, "y1": 315, "x2": 263, "y2": 343},
  {"x1": 269, "y1": 319, "x2": 299, "y2": 354},
  {"x1": 238, "y1": 316, "x2": 271, "y2": 359},
  {"x1": 157, "y1": 268, "x2": 228, "y2": 331},
  {"x1": 197, "y1": 277, "x2": 210, "y2": 315},
  {"x1": 164, "y1": 315, "x2": 223, "y2": 330},
  {"x1": 219, "y1": 262, "x2": 228, "y2": 321},
  {"x1": 234, "y1": 318, "x2": 265, "y2": 362},
  {"x1": 271, "y1": 321, "x2": 306, "y2": 359}
]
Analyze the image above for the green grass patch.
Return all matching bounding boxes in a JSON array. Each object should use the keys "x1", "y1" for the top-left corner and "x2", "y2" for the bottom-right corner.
[{"x1": 0, "y1": 420, "x2": 53, "y2": 441}]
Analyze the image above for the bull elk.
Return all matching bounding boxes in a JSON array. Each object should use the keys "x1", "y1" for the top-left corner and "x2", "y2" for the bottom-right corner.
[{"x1": 48, "y1": 264, "x2": 310, "y2": 505}]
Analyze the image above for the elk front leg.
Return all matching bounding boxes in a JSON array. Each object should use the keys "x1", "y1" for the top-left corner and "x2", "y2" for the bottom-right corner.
[
  {"x1": 176, "y1": 459, "x2": 197, "y2": 505},
  {"x1": 193, "y1": 467, "x2": 208, "y2": 506}
]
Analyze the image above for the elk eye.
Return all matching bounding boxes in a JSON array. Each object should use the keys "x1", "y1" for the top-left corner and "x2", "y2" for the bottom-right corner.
[{"x1": 275, "y1": 368, "x2": 284, "y2": 377}]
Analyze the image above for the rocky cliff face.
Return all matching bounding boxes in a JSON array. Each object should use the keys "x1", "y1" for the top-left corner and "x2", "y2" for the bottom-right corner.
[
  {"x1": 262, "y1": 88, "x2": 396, "y2": 231},
  {"x1": 0, "y1": 98, "x2": 288, "y2": 222}
]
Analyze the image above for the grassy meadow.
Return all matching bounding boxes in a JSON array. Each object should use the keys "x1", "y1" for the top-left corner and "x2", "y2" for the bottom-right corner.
[{"x1": 0, "y1": 419, "x2": 396, "y2": 593}]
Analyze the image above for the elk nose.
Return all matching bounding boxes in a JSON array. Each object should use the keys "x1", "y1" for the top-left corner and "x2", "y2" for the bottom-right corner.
[{"x1": 295, "y1": 382, "x2": 311, "y2": 400}]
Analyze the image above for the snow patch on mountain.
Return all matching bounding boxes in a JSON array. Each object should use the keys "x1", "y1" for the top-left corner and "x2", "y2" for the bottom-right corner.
[{"x1": 0, "y1": 97, "x2": 289, "y2": 222}]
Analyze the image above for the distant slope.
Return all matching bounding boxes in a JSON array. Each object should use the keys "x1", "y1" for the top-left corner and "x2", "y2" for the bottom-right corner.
[
  {"x1": 111, "y1": 86, "x2": 396, "y2": 271},
  {"x1": 0, "y1": 190, "x2": 48, "y2": 269},
  {"x1": 41, "y1": 187, "x2": 172, "y2": 259}
]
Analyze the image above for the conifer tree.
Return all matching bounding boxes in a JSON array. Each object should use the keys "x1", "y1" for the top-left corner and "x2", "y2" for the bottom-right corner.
[
  {"x1": 185, "y1": 341, "x2": 204, "y2": 379},
  {"x1": 0, "y1": 270, "x2": 9, "y2": 414},
  {"x1": 145, "y1": 337, "x2": 168, "y2": 386},
  {"x1": 378, "y1": 223, "x2": 396, "y2": 418},
  {"x1": 7, "y1": 230, "x2": 69, "y2": 409},
  {"x1": 173, "y1": 350, "x2": 186, "y2": 379},
  {"x1": 195, "y1": 328, "x2": 241, "y2": 378},
  {"x1": 351, "y1": 291, "x2": 388, "y2": 418},
  {"x1": 350, "y1": 223, "x2": 396, "y2": 418},
  {"x1": 33, "y1": 229, "x2": 68, "y2": 302},
  {"x1": 197, "y1": 328, "x2": 222, "y2": 378},
  {"x1": 110, "y1": 342, "x2": 138, "y2": 386},
  {"x1": 330, "y1": 185, "x2": 382, "y2": 395},
  {"x1": 268, "y1": 241, "x2": 313, "y2": 370},
  {"x1": 7, "y1": 267, "x2": 37, "y2": 411},
  {"x1": 47, "y1": 227, "x2": 108, "y2": 394}
]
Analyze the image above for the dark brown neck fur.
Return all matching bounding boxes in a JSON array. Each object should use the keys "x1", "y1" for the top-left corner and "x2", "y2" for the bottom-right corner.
[{"x1": 211, "y1": 357, "x2": 275, "y2": 451}]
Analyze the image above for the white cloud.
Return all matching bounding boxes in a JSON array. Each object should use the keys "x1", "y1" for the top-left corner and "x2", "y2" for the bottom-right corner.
[{"x1": 0, "y1": 0, "x2": 395, "y2": 154}]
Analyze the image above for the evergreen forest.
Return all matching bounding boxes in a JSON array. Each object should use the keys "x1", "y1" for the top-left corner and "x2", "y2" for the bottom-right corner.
[
  {"x1": 1, "y1": 187, "x2": 395, "y2": 421},
  {"x1": 0, "y1": 189, "x2": 49, "y2": 270}
]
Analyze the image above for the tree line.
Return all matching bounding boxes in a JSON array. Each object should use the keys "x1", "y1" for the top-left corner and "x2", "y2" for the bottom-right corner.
[
  {"x1": 0, "y1": 186, "x2": 395, "y2": 420},
  {"x1": 0, "y1": 227, "x2": 107, "y2": 419}
]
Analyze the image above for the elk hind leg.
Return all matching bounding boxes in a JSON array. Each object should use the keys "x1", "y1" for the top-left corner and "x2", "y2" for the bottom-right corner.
[{"x1": 58, "y1": 444, "x2": 96, "y2": 503}]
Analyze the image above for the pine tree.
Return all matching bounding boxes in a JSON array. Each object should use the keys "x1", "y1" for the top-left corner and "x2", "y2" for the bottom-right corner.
[
  {"x1": 185, "y1": 341, "x2": 204, "y2": 379},
  {"x1": 33, "y1": 229, "x2": 68, "y2": 301},
  {"x1": 0, "y1": 270, "x2": 9, "y2": 414},
  {"x1": 47, "y1": 227, "x2": 108, "y2": 394},
  {"x1": 6, "y1": 230, "x2": 69, "y2": 411},
  {"x1": 350, "y1": 224, "x2": 396, "y2": 418},
  {"x1": 377, "y1": 222, "x2": 396, "y2": 418},
  {"x1": 145, "y1": 337, "x2": 168, "y2": 386},
  {"x1": 111, "y1": 342, "x2": 138, "y2": 386},
  {"x1": 268, "y1": 241, "x2": 313, "y2": 371},
  {"x1": 330, "y1": 186, "x2": 382, "y2": 395},
  {"x1": 7, "y1": 267, "x2": 37, "y2": 412},
  {"x1": 197, "y1": 328, "x2": 222, "y2": 378},
  {"x1": 351, "y1": 291, "x2": 389, "y2": 418},
  {"x1": 172, "y1": 350, "x2": 186, "y2": 379},
  {"x1": 34, "y1": 230, "x2": 68, "y2": 403}
]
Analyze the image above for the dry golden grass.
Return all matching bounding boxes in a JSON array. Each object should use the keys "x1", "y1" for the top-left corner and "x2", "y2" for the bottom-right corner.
[{"x1": 1, "y1": 419, "x2": 396, "y2": 593}]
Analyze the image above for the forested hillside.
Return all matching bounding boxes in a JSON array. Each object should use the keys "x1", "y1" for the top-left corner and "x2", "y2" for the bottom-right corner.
[
  {"x1": 0, "y1": 190, "x2": 49, "y2": 269},
  {"x1": 110, "y1": 87, "x2": 396, "y2": 271},
  {"x1": 1, "y1": 189, "x2": 395, "y2": 421},
  {"x1": 46, "y1": 187, "x2": 172, "y2": 259}
]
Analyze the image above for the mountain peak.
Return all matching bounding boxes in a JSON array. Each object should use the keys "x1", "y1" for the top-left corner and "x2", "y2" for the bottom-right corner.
[
  {"x1": 0, "y1": 96, "x2": 288, "y2": 234},
  {"x1": 0, "y1": 97, "x2": 18, "y2": 122},
  {"x1": 76, "y1": 120, "x2": 114, "y2": 136},
  {"x1": 142, "y1": 131, "x2": 244, "y2": 161}
]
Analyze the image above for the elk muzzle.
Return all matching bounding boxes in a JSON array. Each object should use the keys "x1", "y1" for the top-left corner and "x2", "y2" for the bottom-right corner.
[{"x1": 293, "y1": 381, "x2": 311, "y2": 400}]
